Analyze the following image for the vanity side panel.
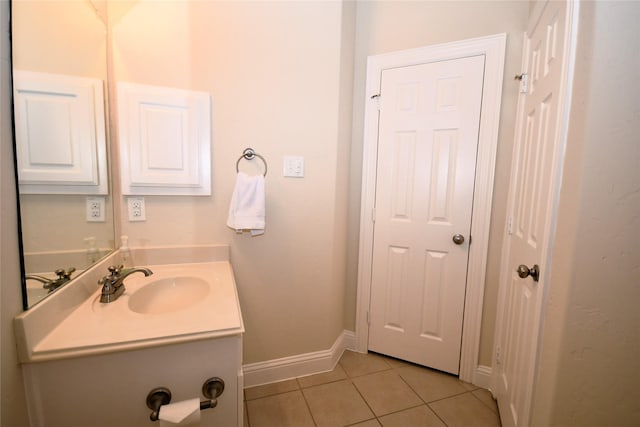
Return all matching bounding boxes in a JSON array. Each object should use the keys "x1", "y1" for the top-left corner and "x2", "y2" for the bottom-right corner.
[{"x1": 22, "y1": 336, "x2": 242, "y2": 427}]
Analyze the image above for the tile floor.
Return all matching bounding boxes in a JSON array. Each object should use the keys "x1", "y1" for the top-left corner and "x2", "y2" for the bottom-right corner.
[{"x1": 244, "y1": 350, "x2": 501, "y2": 427}]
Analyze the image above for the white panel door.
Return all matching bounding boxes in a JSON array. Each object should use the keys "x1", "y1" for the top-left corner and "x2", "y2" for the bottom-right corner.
[
  {"x1": 368, "y1": 55, "x2": 485, "y2": 375},
  {"x1": 493, "y1": 1, "x2": 575, "y2": 426}
]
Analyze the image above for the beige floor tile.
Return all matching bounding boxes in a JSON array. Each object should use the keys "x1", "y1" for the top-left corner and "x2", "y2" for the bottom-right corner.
[
  {"x1": 351, "y1": 419, "x2": 382, "y2": 426},
  {"x1": 352, "y1": 370, "x2": 422, "y2": 416},
  {"x1": 381, "y1": 355, "x2": 416, "y2": 370},
  {"x1": 429, "y1": 392, "x2": 501, "y2": 427},
  {"x1": 302, "y1": 379, "x2": 374, "y2": 427},
  {"x1": 245, "y1": 379, "x2": 299, "y2": 401},
  {"x1": 461, "y1": 380, "x2": 479, "y2": 391},
  {"x1": 339, "y1": 350, "x2": 392, "y2": 378},
  {"x1": 397, "y1": 365, "x2": 469, "y2": 402},
  {"x1": 472, "y1": 388, "x2": 499, "y2": 414},
  {"x1": 297, "y1": 363, "x2": 348, "y2": 388},
  {"x1": 246, "y1": 390, "x2": 315, "y2": 427},
  {"x1": 378, "y1": 405, "x2": 446, "y2": 427}
]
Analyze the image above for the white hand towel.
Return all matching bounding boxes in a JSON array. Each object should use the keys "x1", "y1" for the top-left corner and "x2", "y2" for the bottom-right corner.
[{"x1": 227, "y1": 172, "x2": 265, "y2": 236}]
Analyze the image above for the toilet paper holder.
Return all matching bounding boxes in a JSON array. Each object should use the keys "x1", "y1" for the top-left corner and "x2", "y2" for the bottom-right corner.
[{"x1": 146, "y1": 377, "x2": 225, "y2": 422}]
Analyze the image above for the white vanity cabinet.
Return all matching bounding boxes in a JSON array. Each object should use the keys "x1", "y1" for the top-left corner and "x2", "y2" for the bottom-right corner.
[
  {"x1": 15, "y1": 245, "x2": 244, "y2": 427},
  {"x1": 22, "y1": 336, "x2": 243, "y2": 427}
]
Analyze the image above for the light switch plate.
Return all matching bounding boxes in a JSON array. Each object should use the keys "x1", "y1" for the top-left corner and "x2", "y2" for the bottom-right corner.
[
  {"x1": 283, "y1": 156, "x2": 304, "y2": 178},
  {"x1": 127, "y1": 196, "x2": 146, "y2": 221}
]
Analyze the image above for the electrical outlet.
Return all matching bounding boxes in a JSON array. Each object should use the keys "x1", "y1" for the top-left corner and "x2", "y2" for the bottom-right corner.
[
  {"x1": 127, "y1": 197, "x2": 146, "y2": 221},
  {"x1": 86, "y1": 197, "x2": 105, "y2": 222}
]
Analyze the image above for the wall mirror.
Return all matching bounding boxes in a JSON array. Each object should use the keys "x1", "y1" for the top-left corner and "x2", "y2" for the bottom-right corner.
[{"x1": 12, "y1": 0, "x2": 115, "y2": 309}]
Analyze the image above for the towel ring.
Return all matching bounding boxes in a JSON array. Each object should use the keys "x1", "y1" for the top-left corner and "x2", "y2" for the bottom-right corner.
[{"x1": 236, "y1": 148, "x2": 267, "y2": 177}]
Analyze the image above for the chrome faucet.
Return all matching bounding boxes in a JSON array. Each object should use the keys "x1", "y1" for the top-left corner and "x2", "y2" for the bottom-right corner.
[
  {"x1": 26, "y1": 267, "x2": 76, "y2": 293},
  {"x1": 98, "y1": 264, "x2": 153, "y2": 303}
]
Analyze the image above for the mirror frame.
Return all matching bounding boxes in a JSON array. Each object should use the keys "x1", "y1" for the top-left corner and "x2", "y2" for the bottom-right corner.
[{"x1": 8, "y1": 2, "x2": 29, "y2": 310}]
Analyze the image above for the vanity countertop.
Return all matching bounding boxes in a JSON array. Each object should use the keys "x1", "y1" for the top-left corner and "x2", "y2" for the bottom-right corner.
[{"x1": 14, "y1": 245, "x2": 244, "y2": 363}]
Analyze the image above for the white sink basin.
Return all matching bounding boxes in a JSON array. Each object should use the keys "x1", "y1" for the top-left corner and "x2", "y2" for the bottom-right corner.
[
  {"x1": 128, "y1": 276, "x2": 210, "y2": 314},
  {"x1": 19, "y1": 260, "x2": 244, "y2": 363}
]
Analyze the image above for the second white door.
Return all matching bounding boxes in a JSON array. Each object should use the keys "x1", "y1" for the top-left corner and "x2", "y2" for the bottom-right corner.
[{"x1": 368, "y1": 55, "x2": 485, "y2": 375}]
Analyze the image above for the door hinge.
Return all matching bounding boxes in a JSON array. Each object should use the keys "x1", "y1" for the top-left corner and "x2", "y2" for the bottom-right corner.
[
  {"x1": 507, "y1": 216, "x2": 513, "y2": 235},
  {"x1": 515, "y1": 73, "x2": 528, "y2": 94},
  {"x1": 371, "y1": 93, "x2": 381, "y2": 110},
  {"x1": 372, "y1": 208, "x2": 376, "y2": 223},
  {"x1": 366, "y1": 310, "x2": 371, "y2": 325},
  {"x1": 495, "y1": 345, "x2": 502, "y2": 365}
]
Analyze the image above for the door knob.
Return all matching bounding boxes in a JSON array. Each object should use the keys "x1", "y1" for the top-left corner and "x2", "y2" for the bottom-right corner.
[
  {"x1": 452, "y1": 234, "x2": 465, "y2": 245},
  {"x1": 517, "y1": 264, "x2": 540, "y2": 282}
]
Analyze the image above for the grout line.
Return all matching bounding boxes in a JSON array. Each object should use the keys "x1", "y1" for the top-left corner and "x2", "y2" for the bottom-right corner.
[
  {"x1": 376, "y1": 402, "x2": 428, "y2": 418},
  {"x1": 393, "y1": 366, "x2": 452, "y2": 426},
  {"x1": 350, "y1": 375, "x2": 379, "y2": 421},
  {"x1": 426, "y1": 400, "x2": 451, "y2": 427},
  {"x1": 244, "y1": 382, "x2": 301, "y2": 402},
  {"x1": 469, "y1": 388, "x2": 500, "y2": 414},
  {"x1": 343, "y1": 418, "x2": 379, "y2": 427},
  {"x1": 298, "y1": 387, "x2": 318, "y2": 427},
  {"x1": 424, "y1": 389, "x2": 473, "y2": 405}
]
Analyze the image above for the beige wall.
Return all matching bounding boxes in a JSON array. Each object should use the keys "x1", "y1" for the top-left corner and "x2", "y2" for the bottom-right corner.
[
  {"x1": 12, "y1": 0, "x2": 107, "y2": 77},
  {"x1": 110, "y1": 0, "x2": 528, "y2": 367},
  {"x1": 532, "y1": 2, "x2": 640, "y2": 425},
  {"x1": 110, "y1": 1, "x2": 355, "y2": 364},
  {"x1": 1, "y1": 0, "x2": 31, "y2": 423},
  {"x1": 346, "y1": 0, "x2": 529, "y2": 366}
]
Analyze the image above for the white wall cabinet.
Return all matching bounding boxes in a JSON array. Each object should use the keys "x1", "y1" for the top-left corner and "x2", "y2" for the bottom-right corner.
[
  {"x1": 118, "y1": 82, "x2": 211, "y2": 196},
  {"x1": 13, "y1": 71, "x2": 108, "y2": 195}
]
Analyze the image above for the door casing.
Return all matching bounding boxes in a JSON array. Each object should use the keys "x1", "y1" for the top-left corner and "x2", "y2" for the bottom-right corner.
[{"x1": 356, "y1": 34, "x2": 507, "y2": 385}]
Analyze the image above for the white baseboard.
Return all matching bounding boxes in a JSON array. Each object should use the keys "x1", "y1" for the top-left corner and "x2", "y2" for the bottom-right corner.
[
  {"x1": 243, "y1": 332, "x2": 490, "y2": 392},
  {"x1": 243, "y1": 330, "x2": 356, "y2": 388},
  {"x1": 474, "y1": 364, "x2": 492, "y2": 390}
]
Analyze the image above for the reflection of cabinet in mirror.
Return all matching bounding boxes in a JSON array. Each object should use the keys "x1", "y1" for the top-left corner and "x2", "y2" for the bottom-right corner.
[{"x1": 13, "y1": 70, "x2": 108, "y2": 194}]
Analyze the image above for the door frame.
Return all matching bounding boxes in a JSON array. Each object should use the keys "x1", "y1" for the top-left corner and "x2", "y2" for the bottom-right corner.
[{"x1": 355, "y1": 34, "x2": 507, "y2": 385}]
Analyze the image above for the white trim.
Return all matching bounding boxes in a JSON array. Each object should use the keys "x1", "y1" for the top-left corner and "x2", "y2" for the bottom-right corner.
[
  {"x1": 242, "y1": 330, "x2": 356, "y2": 388},
  {"x1": 475, "y1": 365, "x2": 493, "y2": 391},
  {"x1": 355, "y1": 34, "x2": 507, "y2": 385}
]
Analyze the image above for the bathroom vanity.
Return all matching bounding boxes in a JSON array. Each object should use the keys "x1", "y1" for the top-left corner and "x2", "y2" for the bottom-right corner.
[{"x1": 14, "y1": 245, "x2": 244, "y2": 427}]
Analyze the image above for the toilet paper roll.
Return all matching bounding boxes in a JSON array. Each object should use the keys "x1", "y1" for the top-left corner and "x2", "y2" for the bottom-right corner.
[{"x1": 158, "y1": 398, "x2": 201, "y2": 427}]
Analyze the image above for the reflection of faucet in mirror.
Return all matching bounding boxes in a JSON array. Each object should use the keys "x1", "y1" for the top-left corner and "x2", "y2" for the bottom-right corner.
[
  {"x1": 26, "y1": 267, "x2": 76, "y2": 293},
  {"x1": 98, "y1": 265, "x2": 153, "y2": 303}
]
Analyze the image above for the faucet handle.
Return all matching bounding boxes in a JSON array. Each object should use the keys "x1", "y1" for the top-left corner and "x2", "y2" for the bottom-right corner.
[
  {"x1": 98, "y1": 265, "x2": 124, "y2": 286},
  {"x1": 55, "y1": 267, "x2": 76, "y2": 279},
  {"x1": 107, "y1": 265, "x2": 124, "y2": 276}
]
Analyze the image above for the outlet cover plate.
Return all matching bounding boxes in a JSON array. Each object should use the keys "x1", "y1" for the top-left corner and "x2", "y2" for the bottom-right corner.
[
  {"x1": 86, "y1": 197, "x2": 106, "y2": 222},
  {"x1": 127, "y1": 196, "x2": 146, "y2": 221}
]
